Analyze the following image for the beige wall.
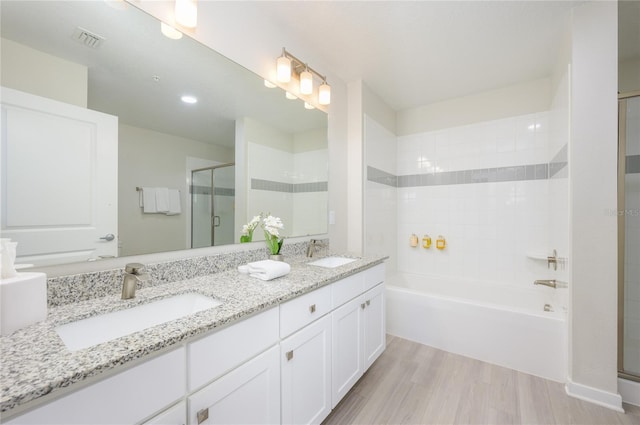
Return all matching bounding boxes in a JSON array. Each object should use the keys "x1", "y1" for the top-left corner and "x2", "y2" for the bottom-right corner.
[
  {"x1": 619, "y1": 58, "x2": 640, "y2": 93},
  {"x1": 118, "y1": 123, "x2": 233, "y2": 256},
  {"x1": 397, "y1": 78, "x2": 551, "y2": 136},
  {"x1": 0, "y1": 38, "x2": 87, "y2": 107}
]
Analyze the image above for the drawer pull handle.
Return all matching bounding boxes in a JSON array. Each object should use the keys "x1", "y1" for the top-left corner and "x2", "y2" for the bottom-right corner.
[
  {"x1": 366, "y1": 300, "x2": 371, "y2": 306},
  {"x1": 361, "y1": 303, "x2": 366, "y2": 309},
  {"x1": 286, "y1": 350, "x2": 294, "y2": 361},
  {"x1": 197, "y1": 408, "x2": 209, "y2": 424},
  {"x1": 309, "y1": 304, "x2": 316, "y2": 313}
]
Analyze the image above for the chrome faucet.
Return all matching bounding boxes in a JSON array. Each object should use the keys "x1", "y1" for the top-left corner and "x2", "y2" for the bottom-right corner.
[
  {"x1": 121, "y1": 263, "x2": 149, "y2": 299},
  {"x1": 534, "y1": 279, "x2": 568, "y2": 289},
  {"x1": 307, "y1": 239, "x2": 321, "y2": 258}
]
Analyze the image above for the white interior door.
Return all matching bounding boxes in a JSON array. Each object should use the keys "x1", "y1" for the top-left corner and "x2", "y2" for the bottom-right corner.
[{"x1": 1, "y1": 87, "x2": 118, "y2": 266}]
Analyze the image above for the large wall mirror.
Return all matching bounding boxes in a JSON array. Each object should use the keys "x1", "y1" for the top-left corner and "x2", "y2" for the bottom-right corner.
[{"x1": 1, "y1": 1, "x2": 328, "y2": 267}]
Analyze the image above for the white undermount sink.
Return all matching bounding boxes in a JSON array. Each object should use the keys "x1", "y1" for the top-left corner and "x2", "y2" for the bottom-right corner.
[
  {"x1": 308, "y1": 256, "x2": 357, "y2": 268},
  {"x1": 55, "y1": 293, "x2": 221, "y2": 351}
]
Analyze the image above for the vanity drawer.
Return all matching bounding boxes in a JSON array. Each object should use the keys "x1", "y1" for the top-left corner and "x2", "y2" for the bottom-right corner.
[
  {"x1": 364, "y1": 263, "x2": 385, "y2": 290},
  {"x1": 331, "y1": 273, "x2": 365, "y2": 308},
  {"x1": 188, "y1": 307, "x2": 279, "y2": 392},
  {"x1": 280, "y1": 284, "x2": 332, "y2": 338}
]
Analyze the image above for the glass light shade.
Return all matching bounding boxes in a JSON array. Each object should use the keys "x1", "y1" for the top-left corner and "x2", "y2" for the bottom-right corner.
[
  {"x1": 304, "y1": 102, "x2": 315, "y2": 110},
  {"x1": 175, "y1": 0, "x2": 197, "y2": 28},
  {"x1": 264, "y1": 79, "x2": 277, "y2": 88},
  {"x1": 300, "y1": 70, "x2": 313, "y2": 95},
  {"x1": 160, "y1": 22, "x2": 183, "y2": 40},
  {"x1": 285, "y1": 92, "x2": 297, "y2": 100},
  {"x1": 318, "y1": 82, "x2": 331, "y2": 105},
  {"x1": 277, "y1": 56, "x2": 291, "y2": 83}
]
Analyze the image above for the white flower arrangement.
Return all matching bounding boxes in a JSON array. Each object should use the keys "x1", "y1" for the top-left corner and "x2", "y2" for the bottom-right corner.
[
  {"x1": 239, "y1": 215, "x2": 261, "y2": 243},
  {"x1": 262, "y1": 214, "x2": 284, "y2": 255}
]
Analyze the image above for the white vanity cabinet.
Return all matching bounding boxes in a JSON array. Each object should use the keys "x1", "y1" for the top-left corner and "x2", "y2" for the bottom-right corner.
[
  {"x1": 331, "y1": 264, "x2": 385, "y2": 407},
  {"x1": 6, "y1": 347, "x2": 186, "y2": 425},
  {"x1": 4, "y1": 262, "x2": 386, "y2": 425}
]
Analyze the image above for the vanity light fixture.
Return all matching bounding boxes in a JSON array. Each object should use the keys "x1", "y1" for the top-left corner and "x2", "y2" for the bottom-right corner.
[
  {"x1": 264, "y1": 79, "x2": 277, "y2": 88},
  {"x1": 304, "y1": 102, "x2": 315, "y2": 110},
  {"x1": 181, "y1": 95, "x2": 198, "y2": 104},
  {"x1": 300, "y1": 65, "x2": 313, "y2": 95},
  {"x1": 277, "y1": 51, "x2": 292, "y2": 83},
  {"x1": 318, "y1": 79, "x2": 331, "y2": 106},
  {"x1": 285, "y1": 92, "x2": 297, "y2": 100},
  {"x1": 275, "y1": 48, "x2": 330, "y2": 105},
  {"x1": 160, "y1": 22, "x2": 183, "y2": 40},
  {"x1": 175, "y1": 0, "x2": 197, "y2": 28}
]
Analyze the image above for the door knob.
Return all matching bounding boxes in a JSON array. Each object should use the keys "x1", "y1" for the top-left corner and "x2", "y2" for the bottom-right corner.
[{"x1": 100, "y1": 233, "x2": 115, "y2": 241}]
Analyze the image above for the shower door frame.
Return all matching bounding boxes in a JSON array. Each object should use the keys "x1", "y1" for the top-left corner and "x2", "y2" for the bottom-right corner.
[
  {"x1": 618, "y1": 90, "x2": 640, "y2": 382},
  {"x1": 190, "y1": 162, "x2": 235, "y2": 249}
]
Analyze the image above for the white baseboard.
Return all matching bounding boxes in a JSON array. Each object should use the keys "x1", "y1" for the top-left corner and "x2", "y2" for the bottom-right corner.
[
  {"x1": 619, "y1": 377, "x2": 640, "y2": 407},
  {"x1": 565, "y1": 379, "x2": 624, "y2": 412}
]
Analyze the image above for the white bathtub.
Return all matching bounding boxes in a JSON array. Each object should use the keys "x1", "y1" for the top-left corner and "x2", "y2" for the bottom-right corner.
[{"x1": 386, "y1": 272, "x2": 567, "y2": 382}]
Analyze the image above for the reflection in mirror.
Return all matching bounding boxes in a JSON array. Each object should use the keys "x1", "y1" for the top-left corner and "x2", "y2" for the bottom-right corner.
[{"x1": 0, "y1": 1, "x2": 328, "y2": 267}]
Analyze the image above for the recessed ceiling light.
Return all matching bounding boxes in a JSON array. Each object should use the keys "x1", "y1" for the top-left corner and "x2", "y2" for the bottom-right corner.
[{"x1": 181, "y1": 95, "x2": 198, "y2": 104}]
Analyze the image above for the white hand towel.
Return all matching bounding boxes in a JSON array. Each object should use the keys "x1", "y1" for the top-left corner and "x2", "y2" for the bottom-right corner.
[
  {"x1": 141, "y1": 187, "x2": 158, "y2": 213},
  {"x1": 247, "y1": 260, "x2": 291, "y2": 281},
  {"x1": 155, "y1": 187, "x2": 170, "y2": 213},
  {"x1": 166, "y1": 189, "x2": 181, "y2": 216}
]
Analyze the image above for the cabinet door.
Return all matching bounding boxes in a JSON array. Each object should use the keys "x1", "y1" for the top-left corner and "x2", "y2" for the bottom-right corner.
[
  {"x1": 188, "y1": 345, "x2": 280, "y2": 425},
  {"x1": 331, "y1": 296, "x2": 364, "y2": 408},
  {"x1": 281, "y1": 315, "x2": 331, "y2": 425},
  {"x1": 363, "y1": 283, "x2": 386, "y2": 369}
]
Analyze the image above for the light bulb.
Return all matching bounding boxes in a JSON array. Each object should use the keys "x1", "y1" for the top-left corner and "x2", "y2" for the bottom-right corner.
[
  {"x1": 300, "y1": 69, "x2": 313, "y2": 95},
  {"x1": 175, "y1": 0, "x2": 197, "y2": 28},
  {"x1": 160, "y1": 22, "x2": 183, "y2": 40},
  {"x1": 318, "y1": 81, "x2": 331, "y2": 105},
  {"x1": 277, "y1": 55, "x2": 291, "y2": 83}
]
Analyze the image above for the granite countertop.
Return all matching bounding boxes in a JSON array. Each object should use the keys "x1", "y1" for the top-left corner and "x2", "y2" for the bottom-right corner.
[{"x1": 0, "y1": 254, "x2": 385, "y2": 416}]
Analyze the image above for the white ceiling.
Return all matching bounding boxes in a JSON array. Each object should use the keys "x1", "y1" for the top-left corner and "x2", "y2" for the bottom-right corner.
[{"x1": 250, "y1": 0, "x2": 639, "y2": 112}]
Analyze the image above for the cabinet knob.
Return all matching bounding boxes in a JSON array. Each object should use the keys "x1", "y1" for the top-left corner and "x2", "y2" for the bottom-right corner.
[
  {"x1": 361, "y1": 303, "x2": 366, "y2": 309},
  {"x1": 309, "y1": 304, "x2": 316, "y2": 313},
  {"x1": 286, "y1": 350, "x2": 294, "y2": 361},
  {"x1": 366, "y1": 300, "x2": 371, "y2": 306},
  {"x1": 197, "y1": 408, "x2": 209, "y2": 424}
]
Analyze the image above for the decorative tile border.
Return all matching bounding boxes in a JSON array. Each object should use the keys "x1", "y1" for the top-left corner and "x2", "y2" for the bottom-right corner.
[
  {"x1": 549, "y1": 145, "x2": 568, "y2": 178},
  {"x1": 46, "y1": 239, "x2": 329, "y2": 307},
  {"x1": 251, "y1": 178, "x2": 328, "y2": 193},
  {"x1": 191, "y1": 185, "x2": 235, "y2": 196},
  {"x1": 627, "y1": 155, "x2": 640, "y2": 174},
  {"x1": 369, "y1": 143, "x2": 571, "y2": 188}
]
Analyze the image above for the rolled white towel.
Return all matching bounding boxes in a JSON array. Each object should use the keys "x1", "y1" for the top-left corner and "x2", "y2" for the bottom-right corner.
[{"x1": 247, "y1": 260, "x2": 290, "y2": 281}]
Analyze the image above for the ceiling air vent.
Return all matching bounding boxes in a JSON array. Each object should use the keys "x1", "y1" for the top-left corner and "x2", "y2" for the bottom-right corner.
[{"x1": 73, "y1": 27, "x2": 105, "y2": 49}]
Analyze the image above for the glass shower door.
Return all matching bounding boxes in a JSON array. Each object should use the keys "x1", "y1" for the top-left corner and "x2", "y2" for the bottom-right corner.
[
  {"x1": 620, "y1": 94, "x2": 640, "y2": 380},
  {"x1": 190, "y1": 164, "x2": 235, "y2": 248}
]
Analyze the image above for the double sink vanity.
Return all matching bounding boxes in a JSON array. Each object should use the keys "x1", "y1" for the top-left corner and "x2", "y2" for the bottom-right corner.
[{"x1": 0, "y1": 253, "x2": 386, "y2": 424}]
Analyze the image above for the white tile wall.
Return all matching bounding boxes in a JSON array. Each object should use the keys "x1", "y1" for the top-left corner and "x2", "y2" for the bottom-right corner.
[
  {"x1": 246, "y1": 142, "x2": 328, "y2": 238},
  {"x1": 364, "y1": 115, "x2": 398, "y2": 272},
  {"x1": 395, "y1": 111, "x2": 559, "y2": 287}
]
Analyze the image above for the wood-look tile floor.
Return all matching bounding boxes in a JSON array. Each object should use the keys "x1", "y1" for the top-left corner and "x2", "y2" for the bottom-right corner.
[{"x1": 323, "y1": 335, "x2": 640, "y2": 425}]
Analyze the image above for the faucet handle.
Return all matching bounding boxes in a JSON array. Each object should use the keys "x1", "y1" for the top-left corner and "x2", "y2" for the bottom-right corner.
[{"x1": 125, "y1": 262, "x2": 146, "y2": 274}]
